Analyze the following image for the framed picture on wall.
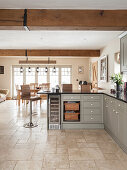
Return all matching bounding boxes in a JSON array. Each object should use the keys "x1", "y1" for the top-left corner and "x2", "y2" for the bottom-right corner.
[
  {"x1": 0, "y1": 66, "x2": 4, "y2": 74},
  {"x1": 78, "y1": 66, "x2": 84, "y2": 74},
  {"x1": 100, "y1": 55, "x2": 108, "y2": 82}
]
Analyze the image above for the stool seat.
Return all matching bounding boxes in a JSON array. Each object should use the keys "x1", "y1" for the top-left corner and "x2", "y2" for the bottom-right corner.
[{"x1": 30, "y1": 96, "x2": 41, "y2": 101}]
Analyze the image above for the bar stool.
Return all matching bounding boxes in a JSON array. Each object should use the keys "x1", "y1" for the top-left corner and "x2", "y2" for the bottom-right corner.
[{"x1": 21, "y1": 85, "x2": 41, "y2": 128}]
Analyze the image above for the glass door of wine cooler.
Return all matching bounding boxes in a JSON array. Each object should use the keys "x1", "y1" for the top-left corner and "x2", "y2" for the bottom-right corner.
[{"x1": 49, "y1": 95, "x2": 60, "y2": 129}]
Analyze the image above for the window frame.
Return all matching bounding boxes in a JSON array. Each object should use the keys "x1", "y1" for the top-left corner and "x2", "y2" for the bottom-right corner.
[{"x1": 12, "y1": 65, "x2": 72, "y2": 98}]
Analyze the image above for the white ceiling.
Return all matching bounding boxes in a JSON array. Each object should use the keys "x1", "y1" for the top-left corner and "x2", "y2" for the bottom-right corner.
[
  {"x1": 0, "y1": 31, "x2": 122, "y2": 50},
  {"x1": 0, "y1": 0, "x2": 127, "y2": 9}
]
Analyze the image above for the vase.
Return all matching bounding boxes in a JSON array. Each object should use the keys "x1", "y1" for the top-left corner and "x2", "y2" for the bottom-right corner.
[{"x1": 116, "y1": 83, "x2": 121, "y2": 92}]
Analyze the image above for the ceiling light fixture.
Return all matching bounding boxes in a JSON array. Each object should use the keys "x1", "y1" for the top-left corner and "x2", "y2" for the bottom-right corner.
[
  {"x1": 45, "y1": 57, "x2": 49, "y2": 73},
  {"x1": 28, "y1": 66, "x2": 31, "y2": 72},
  {"x1": 20, "y1": 66, "x2": 24, "y2": 73},
  {"x1": 45, "y1": 66, "x2": 48, "y2": 73},
  {"x1": 36, "y1": 67, "x2": 39, "y2": 73},
  {"x1": 53, "y1": 66, "x2": 56, "y2": 73},
  {"x1": 24, "y1": 9, "x2": 30, "y2": 31}
]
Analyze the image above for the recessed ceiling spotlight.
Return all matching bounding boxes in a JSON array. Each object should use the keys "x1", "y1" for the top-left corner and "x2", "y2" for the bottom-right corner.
[{"x1": 83, "y1": 38, "x2": 87, "y2": 41}]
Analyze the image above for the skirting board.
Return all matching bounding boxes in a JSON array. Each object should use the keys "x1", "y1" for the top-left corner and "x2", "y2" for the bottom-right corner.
[
  {"x1": 62, "y1": 123, "x2": 104, "y2": 129},
  {"x1": 104, "y1": 126, "x2": 127, "y2": 154}
]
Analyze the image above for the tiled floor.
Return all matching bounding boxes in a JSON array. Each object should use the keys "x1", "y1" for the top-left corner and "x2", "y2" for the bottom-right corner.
[{"x1": 0, "y1": 100, "x2": 127, "y2": 170}]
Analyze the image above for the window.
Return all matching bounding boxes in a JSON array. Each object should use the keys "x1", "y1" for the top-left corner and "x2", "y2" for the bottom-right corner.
[
  {"x1": 12, "y1": 65, "x2": 72, "y2": 97},
  {"x1": 13, "y1": 68, "x2": 23, "y2": 96},
  {"x1": 50, "y1": 67, "x2": 59, "y2": 88},
  {"x1": 61, "y1": 67, "x2": 71, "y2": 84},
  {"x1": 26, "y1": 67, "x2": 35, "y2": 84},
  {"x1": 38, "y1": 68, "x2": 47, "y2": 84}
]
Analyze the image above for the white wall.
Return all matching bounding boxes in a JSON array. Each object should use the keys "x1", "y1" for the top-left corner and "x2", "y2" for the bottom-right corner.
[
  {"x1": 90, "y1": 38, "x2": 121, "y2": 90},
  {"x1": 0, "y1": 57, "x2": 90, "y2": 97}
]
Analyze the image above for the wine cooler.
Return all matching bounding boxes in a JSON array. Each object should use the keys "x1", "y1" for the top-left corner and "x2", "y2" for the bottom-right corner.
[
  {"x1": 49, "y1": 95, "x2": 60, "y2": 129},
  {"x1": 63, "y1": 101, "x2": 80, "y2": 122}
]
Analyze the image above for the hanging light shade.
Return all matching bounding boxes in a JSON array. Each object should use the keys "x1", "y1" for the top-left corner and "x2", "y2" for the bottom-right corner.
[
  {"x1": 36, "y1": 67, "x2": 39, "y2": 73},
  {"x1": 45, "y1": 66, "x2": 48, "y2": 73},
  {"x1": 28, "y1": 66, "x2": 31, "y2": 72},
  {"x1": 20, "y1": 66, "x2": 24, "y2": 73},
  {"x1": 53, "y1": 66, "x2": 56, "y2": 73}
]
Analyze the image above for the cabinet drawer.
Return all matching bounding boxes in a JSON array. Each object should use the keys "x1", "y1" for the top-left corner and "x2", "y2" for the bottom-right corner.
[
  {"x1": 62, "y1": 95, "x2": 80, "y2": 100},
  {"x1": 83, "y1": 115, "x2": 102, "y2": 123},
  {"x1": 83, "y1": 108, "x2": 101, "y2": 115},
  {"x1": 83, "y1": 101, "x2": 100, "y2": 108},
  {"x1": 83, "y1": 95, "x2": 101, "y2": 101}
]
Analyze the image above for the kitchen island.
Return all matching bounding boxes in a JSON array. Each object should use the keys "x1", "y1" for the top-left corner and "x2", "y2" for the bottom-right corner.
[{"x1": 38, "y1": 90, "x2": 127, "y2": 154}]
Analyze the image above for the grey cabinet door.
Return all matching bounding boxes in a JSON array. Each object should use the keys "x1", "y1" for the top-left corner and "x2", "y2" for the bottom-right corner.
[
  {"x1": 104, "y1": 96, "x2": 118, "y2": 138},
  {"x1": 120, "y1": 35, "x2": 127, "y2": 72},
  {"x1": 103, "y1": 95, "x2": 109, "y2": 128},
  {"x1": 118, "y1": 102, "x2": 127, "y2": 147}
]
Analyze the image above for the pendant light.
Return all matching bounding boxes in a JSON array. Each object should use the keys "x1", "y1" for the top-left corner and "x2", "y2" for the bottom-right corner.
[
  {"x1": 45, "y1": 57, "x2": 49, "y2": 73},
  {"x1": 28, "y1": 66, "x2": 31, "y2": 72},
  {"x1": 36, "y1": 67, "x2": 39, "y2": 73},
  {"x1": 20, "y1": 66, "x2": 24, "y2": 73},
  {"x1": 53, "y1": 66, "x2": 56, "y2": 73},
  {"x1": 45, "y1": 66, "x2": 48, "y2": 73}
]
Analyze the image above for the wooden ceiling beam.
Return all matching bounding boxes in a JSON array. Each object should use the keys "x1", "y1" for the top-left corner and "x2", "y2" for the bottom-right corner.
[
  {"x1": 0, "y1": 49, "x2": 100, "y2": 57},
  {"x1": 27, "y1": 50, "x2": 100, "y2": 57},
  {"x1": 0, "y1": 9, "x2": 127, "y2": 30},
  {"x1": 28, "y1": 9, "x2": 127, "y2": 30},
  {"x1": 0, "y1": 49, "x2": 26, "y2": 56},
  {"x1": 0, "y1": 9, "x2": 24, "y2": 27}
]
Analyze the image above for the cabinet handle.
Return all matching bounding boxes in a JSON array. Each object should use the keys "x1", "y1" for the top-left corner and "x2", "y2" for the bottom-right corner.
[
  {"x1": 91, "y1": 117, "x2": 94, "y2": 120},
  {"x1": 106, "y1": 106, "x2": 108, "y2": 108},
  {"x1": 118, "y1": 104, "x2": 120, "y2": 107},
  {"x1": 116, "y1": 111, "x2": 119, "y2": 114},
  {"x1": 91, "y1": 97, "x2": 93, "y2": 99},
  {"x1": 91, "y1": 110, "x2": 93, "y2": 113},
  {"x1": 91, "y1": 103, "x2": 93, "y2": 106},
  {"x1": 105, "y1": 98, "x2": 107, "y2": 100},
  {"x1": 111, "y1": 101, "x2": 113, "y2": 103},
  {"x1": 113, "y1": 109, "x2": 115, "y2": 112}
]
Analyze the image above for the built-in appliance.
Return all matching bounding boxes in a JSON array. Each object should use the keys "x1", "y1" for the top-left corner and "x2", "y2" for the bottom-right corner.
[{"x1": 48, "y1": 95, "x2": 61, "y2": 129}]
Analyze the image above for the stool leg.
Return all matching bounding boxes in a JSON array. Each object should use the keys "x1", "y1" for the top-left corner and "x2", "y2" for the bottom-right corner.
[
  {"x1": 23, "y1": 100, "x2": 38, "y2": 128},
  {"x1": 30, "y1": 100, "x2": 32, "y2": 125}
]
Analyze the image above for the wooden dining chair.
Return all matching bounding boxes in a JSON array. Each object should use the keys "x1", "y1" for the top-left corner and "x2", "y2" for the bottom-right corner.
[
  {"x1": 39, "y1": 83, "x2": 50, "y2": 105},
  {"x1": 30, "y1": 83, "x2": 38, "y2": 96},
  {"x1": 15, "y1": 84, "x2": 21, "y2": 105},
  {"x1": 21, "y1": 85, "x2": 41, "y2": 128}
]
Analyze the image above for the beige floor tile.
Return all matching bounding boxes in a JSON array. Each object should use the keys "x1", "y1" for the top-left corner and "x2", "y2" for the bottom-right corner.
[
  {"x1": 97, "y1": 141, "x2": 119, "y2": 153},
  {"x1": 103, "y1": 153, "x2": 119, "y2": 160},
  {"x1": 69, "y1": 148, "x2": 105, "y2": 160},
  {"x1": 116, "y1": 148, "x2": 127, "y2": 161},
  {"x1": 14, "y1": 161, "x2": 42, "y2": 170},
  {"x1": 56, "y1": 147, "x2": 68, "y2": 154},
  {"x1": 0, "y1": 160, "x2": 17, "y2": 170},
  {"x1": 95, "y1": 160, "x2": 125, "y2": 170},
  {"x1": 7, "y1": 148, "x2": 33, "y2": 161},
  {"x1": 70, "y1": 160, "x2": 97, "y2": 170},
  {"x1": 44, "y1": 153, "x2": 69, "y2": 162}
]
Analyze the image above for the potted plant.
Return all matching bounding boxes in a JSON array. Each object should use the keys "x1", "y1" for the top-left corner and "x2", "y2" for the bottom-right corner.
[{"x1": 110, "y1": 73, "x2": 123, "y2": 92}]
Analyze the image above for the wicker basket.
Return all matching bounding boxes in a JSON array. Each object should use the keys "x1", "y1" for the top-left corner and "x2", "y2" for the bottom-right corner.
[
  {"x1": 65, "y1": 112, "x2": 79, "y2": 120},
  {"x1": 65, "y1": 103, "x2": 79, "y2": 111}
]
